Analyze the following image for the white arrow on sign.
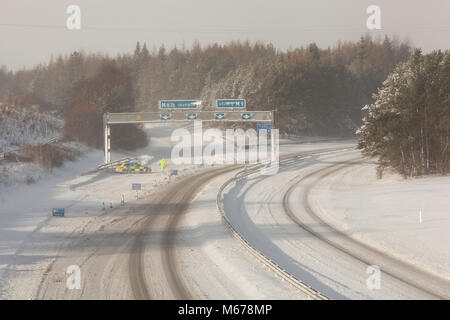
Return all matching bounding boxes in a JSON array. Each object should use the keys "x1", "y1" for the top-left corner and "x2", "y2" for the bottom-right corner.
[
  {"x1": 215, "y1": 113, "x2": 225, "y2": 120},
  {"x1": 161, "y1": 113, "x2": 171, "y2": 120},
  {"x1": 187, "y1": 113, "x2": 197, "y2": 120},
  {"x1": 241, "y1": 113, "x2": 252, "y2": 120}
]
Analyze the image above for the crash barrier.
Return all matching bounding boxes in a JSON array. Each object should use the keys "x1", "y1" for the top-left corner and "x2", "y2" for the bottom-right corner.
[
  {"x1": 97, "y1": 157, "x2": 137, "y2": 170},
  {"x1": 216, "y1": 162, "x2": 329, "y2": 300},
  {"x1": 213, "y1": 147, "x2": 355, "y2": 298}
]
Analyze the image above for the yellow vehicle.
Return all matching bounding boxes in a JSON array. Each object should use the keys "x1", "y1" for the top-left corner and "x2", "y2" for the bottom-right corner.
[{"x1": 115, "y1": 161, "x2": 151, "y2": 174}]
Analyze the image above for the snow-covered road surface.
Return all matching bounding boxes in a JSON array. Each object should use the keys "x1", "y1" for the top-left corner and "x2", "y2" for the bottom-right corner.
[
  {"x1": 221, "y1": 148, "x2": 450, "y2": 299},
  {"x1": 2, "y1": 121, "x2": 448, "y2": 300}
]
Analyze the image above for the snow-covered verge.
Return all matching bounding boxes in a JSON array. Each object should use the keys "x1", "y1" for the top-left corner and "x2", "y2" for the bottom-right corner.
[
  {"x1": 309, "y1": 158, "x2": 450, "y2": 282},
  {"x1": 0, "y1": 105, "x2": 62, "y2": 153}
]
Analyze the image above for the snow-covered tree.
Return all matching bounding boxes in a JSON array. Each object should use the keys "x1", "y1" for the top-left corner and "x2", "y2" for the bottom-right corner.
[{"x1": 358, "y1": 49, "x2": 450, "y2": 177}]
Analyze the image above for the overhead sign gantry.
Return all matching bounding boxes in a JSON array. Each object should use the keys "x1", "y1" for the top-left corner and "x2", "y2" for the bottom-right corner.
[{"x1": 103, "y1": 99, "x2": 274, "y2": 164}]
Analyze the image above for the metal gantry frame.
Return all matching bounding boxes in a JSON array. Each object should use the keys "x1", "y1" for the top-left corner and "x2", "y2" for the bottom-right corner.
[{"x1": 103, "y1": 110, "x2": 275, "y2": 164}]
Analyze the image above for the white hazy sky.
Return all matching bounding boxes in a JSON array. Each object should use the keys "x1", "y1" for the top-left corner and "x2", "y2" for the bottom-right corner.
[{"x1": 1, "y1": 0, "x2": 449, "y2": 70}]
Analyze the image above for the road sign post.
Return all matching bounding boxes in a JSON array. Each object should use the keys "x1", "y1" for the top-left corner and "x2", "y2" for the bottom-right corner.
[
  {"x1": 52, "y1": 208, "x2": 65, "y2": 217},
  {"x1": 132, "y1": 183, "x2": 141, "y2": 190},
  {"x1": 258, "y1": 122, "x2": 271, "y2": 135}
]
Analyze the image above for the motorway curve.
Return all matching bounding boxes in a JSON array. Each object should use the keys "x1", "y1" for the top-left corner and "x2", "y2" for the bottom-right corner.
[
  {"x1": 219, "y1": 148, "x2": 450, "y2": 299},
  {"x1": 36, "y1": 145, "x2": 450, "y2": 299}
]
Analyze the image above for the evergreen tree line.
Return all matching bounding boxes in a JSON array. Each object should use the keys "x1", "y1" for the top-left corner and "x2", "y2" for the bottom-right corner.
[
  {"x1": 358, "y1": 49, "x2": 450, "y2": 177},
  {"x1": 0, "y1": 36, "x2": 412, "y2": 149}
]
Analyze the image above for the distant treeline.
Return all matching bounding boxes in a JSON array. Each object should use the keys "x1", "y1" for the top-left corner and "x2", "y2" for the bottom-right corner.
[{"x1": 0, "y1": 35, "x2": 412, "y2": 149}]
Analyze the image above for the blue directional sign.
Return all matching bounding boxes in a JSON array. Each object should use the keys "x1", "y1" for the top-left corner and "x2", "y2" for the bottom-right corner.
[
  {"x1": 159, "y1": 100, "x2": 200, "y2": 109},
  {"x1": 187, "y1": 113, "x2": 197, "y2": 120},
  {"x1": 52, "y1": 208, "x2": 65, "y2": 217},
  {"x1": 160, "y1": 113, "x2": 171, "y2": 120},
  {"x1": 257, "y1": 122, "x2": 271, "y2": 135},
  {"x1": 216, "y1": 99, "x2": 246, "y2": 109},
  {"x1": 241, "y1": 113, "x2": 253, "y2": 120},
  {"x1": 132, "y1": 183, "x2": 141, "y2": 190},
  {"x1": 215, "y1": 113, "x2": 226, "y2": 120}
]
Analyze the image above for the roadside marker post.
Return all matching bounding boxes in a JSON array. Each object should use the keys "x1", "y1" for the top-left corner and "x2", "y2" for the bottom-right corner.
[{"x1": 102, "y1": 202, "x2": 105, "y2": 211}]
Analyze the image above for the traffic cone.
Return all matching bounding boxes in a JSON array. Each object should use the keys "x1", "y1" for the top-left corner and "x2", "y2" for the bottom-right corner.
[
  {"x1": 153, "y1": 182, "x2": 157, "y2": 188},
  {"x1": 102, "y1": 202, "x2": 105, "y2": 211},
  {"x1": 109, "y1": 202, "x2": 113, "y2": 209},
  {"x1": 121, "y1": 194, "x2": 125, "y2": 206}
]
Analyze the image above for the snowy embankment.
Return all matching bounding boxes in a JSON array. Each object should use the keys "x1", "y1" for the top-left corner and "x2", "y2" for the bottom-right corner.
[
  {"x1": 0, "y1": 106, "x2": 62, "y2": 153},
  {"x1": 309, "y1": 159, "x2": 450, "y2": 282},
  {"x1": 0, "y1": 106, "x2": 63, "y2": 186}
]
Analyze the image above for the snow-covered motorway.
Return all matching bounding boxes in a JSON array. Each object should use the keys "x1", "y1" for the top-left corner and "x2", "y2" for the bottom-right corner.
[{"x1": 1, "y1": 123, "x2": 449, "y2": 299}]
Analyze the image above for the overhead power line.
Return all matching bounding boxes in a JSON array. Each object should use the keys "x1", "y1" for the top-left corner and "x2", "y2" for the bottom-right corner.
[{"x1": 0, "y1": 23, "x2": 450, "y2": 34}]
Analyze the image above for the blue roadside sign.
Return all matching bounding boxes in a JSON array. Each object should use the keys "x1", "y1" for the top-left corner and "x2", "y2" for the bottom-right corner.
[
  {"x1": 52, "y1": 208, "x2": 65, "y2": 217},
  {"x1": 132, "y1": 183, "x2": 141, "y2": 190},
  {"x1": 215, "y1": 113, "x2": 226, "y2": 120},
  {"x1": 241, "y1": 113, "x2": 253, "y2": 120},
  {"x1": 160, "y1": 113, "x2": 171, "y2": 120},
  {"x1": 258, "y1": 122, "x2": 271, "y2": 135},
  {"x1": 187, "y1": 113, "x2": 197, "y2": 120},
  {"x1": 159, "y1": 100, "x2": 200, "y2": 109},
  {"x1": 216, "y1": 99, "x2": 246, "y2": 108}
]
